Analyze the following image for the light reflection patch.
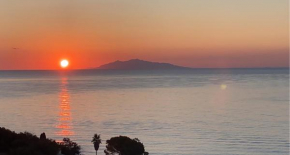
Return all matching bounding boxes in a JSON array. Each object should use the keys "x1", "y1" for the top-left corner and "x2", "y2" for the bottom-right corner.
[{"x1": 220, "y1": 84, "x2": 227, "y2": 90}]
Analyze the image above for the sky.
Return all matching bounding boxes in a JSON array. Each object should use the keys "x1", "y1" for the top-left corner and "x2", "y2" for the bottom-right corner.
[{"x1": 0, "y1": 0, "x2": 288, "y2": 70}]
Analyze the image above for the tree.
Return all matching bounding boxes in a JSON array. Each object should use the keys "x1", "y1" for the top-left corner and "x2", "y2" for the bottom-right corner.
[
  {"x1": 59, "y1": 138, "x2": 81, "y2": 155},
  {"x1": 91, "y1": 134, "x2": 102, "y2": 155},
  {"x1": 104, "y1": 136, "x2": 148, "y2": 155},
  {"x1": 0, "y1": 127, "x2": 60, "y2": 155},
  {"x1": 40, "y1": 133, "x2": 46, "y2": 140}
]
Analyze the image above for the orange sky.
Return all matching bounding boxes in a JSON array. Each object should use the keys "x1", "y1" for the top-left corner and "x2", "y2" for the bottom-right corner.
[{"x1": 0, "y1": 0, "x2": 288, "y2": 70}]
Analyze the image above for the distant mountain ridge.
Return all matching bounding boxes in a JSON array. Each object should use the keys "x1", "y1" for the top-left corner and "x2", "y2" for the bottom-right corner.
[{"x1": 96, "y1": 59, "x2": 191, "y2": 70}]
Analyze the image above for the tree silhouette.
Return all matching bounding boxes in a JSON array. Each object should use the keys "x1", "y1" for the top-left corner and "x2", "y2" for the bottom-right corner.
[
  {"x1": 59, "y1": 138, "x2": 81, "y2": 155},
  {"x1": 91, "y1": 134, "x2": 102, "y2": 155},
  {"x1": 40, "y1": 133, "x2": 46, "y2": 140},
  {"x1": 104, "y1": 136, "x2": 148, "y2": 155},
  {"x1": 0, "y1": 127, "x2": 59, "y2": 155}
]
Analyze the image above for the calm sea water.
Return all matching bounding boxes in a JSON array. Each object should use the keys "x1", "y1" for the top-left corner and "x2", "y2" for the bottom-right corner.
[{"x1": 0, "y1": 69, "x2": 289, "y2": 155}]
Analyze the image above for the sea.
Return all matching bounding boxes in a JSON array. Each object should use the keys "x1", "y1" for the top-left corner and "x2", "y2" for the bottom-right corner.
[{"x1": 0, "y1": 69, "x2": 289, "y2": 155}]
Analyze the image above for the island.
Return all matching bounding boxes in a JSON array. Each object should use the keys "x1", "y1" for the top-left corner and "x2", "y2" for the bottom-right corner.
[{"x1": 95, "y1": 59, "x2": 191, "y2": 70}]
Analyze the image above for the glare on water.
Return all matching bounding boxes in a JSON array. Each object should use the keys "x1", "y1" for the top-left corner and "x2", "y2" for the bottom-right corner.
[{"x1": 56, "y1": 77, "x2": 74, "y2": 136}]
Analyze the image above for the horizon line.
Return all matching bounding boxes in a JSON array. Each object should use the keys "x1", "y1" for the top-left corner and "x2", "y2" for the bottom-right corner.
[{"x1": 0, "y1": 67, "x2": 289, "y2": 71}]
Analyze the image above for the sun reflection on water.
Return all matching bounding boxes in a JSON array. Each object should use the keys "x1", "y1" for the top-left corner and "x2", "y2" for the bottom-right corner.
[{"x1": 56, "y1": 77, "x2": 74, "y2": 136}]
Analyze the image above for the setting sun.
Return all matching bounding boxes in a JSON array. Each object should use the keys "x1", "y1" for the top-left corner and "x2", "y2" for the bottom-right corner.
[{"x1": 60, "y1": 59, "x2": 69, "y2": 68}]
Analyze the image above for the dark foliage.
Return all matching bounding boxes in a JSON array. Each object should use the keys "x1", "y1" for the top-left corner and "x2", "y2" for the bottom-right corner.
[
  {"x1": 0, "y1": 127, "x2": 81, "y2": 155},
  {"x1": 104, "y1": 136, "x2": 148, "y2": 155},
  {"x1": 59, "y1": 138, "x2": 81, "y2": 155}
]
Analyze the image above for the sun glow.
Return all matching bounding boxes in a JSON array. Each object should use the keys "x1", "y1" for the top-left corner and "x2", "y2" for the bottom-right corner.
[{"x1": 60, "y1": 59, "x2": 69, "y2": 68}]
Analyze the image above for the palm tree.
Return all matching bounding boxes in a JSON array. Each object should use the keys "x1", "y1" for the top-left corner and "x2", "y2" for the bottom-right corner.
[{"x1": 92, "y1": 134, "x2": 102, "y2": 155}]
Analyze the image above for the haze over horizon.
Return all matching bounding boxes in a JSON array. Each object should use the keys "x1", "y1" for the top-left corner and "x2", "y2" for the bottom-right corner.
[{"x1": 0, "y1": 0, "x2": 288, "y2": 70}]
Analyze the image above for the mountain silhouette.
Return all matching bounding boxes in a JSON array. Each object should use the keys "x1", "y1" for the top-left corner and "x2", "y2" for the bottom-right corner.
[{"x1": 96, "y1": 59, "x2": 191, "y2": 70}]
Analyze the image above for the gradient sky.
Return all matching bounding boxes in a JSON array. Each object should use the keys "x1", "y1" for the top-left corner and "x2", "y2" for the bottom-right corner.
[{"x1": 0, "y1": 0, "x2": 288, "y2": 70}]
